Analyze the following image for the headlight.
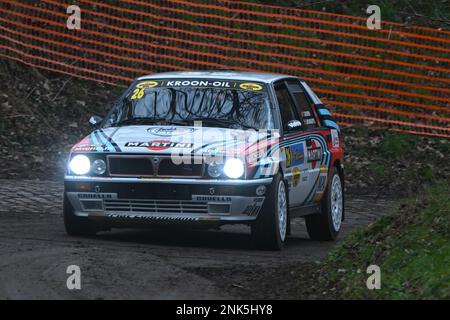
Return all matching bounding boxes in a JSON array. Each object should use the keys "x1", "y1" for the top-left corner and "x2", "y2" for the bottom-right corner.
[
  {"x1": 223, "y1": 158, "x2": 245, "y2": 179},
  {"x1": 92, "y1": 159, "x2": 106, "y2": 175},
  {"x1": 69, "y1": 155, "x2": 91, "y2": 175},
  {"x1": 207, "y1": 162, "x2": 223, "y2": 178}
]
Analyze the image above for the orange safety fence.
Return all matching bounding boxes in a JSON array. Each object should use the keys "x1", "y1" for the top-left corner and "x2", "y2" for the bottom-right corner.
[{"x1": 0, "y1": 0, "x2": 449, "y2": 138}]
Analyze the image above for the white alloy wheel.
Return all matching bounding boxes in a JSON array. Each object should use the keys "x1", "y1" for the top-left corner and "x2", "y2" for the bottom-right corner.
[
  {"x1": 277, "y1": 180, "x2": 288, "y2": 241},
  {"x1": 330, "y1": 174, "x2": 343, "y2": 231}
]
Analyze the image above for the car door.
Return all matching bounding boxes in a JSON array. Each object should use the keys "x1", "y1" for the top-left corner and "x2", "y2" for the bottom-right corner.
[
  {"x1": 277, "y1": 79, "x2": 331, "y2": 207},
  {"x1": 273, "y1": 80, "x2": 310, "y2": 207},
  {"x1": 288, "y1": 80, "x2": 331, "y2": 205}
]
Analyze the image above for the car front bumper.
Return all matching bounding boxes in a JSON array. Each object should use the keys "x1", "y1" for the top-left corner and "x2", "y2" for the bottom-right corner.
[{"x1": 64, "y1": 176, "x2": 273, "y2": 226}]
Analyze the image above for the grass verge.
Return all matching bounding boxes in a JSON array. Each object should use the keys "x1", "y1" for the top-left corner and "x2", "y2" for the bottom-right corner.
[{"x1": 317, "y1": 183, "x2": 450, "y2": 299}]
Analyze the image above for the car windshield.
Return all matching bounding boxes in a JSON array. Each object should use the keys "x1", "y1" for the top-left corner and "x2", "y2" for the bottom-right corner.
[{"x1": 103, "y1": 79, "x2": 274, "y2": 130}]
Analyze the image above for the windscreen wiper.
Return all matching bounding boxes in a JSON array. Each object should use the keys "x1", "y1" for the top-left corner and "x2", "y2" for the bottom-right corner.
[{"x1": 111, "y1": 118, "x2": 192, "y2": 127}]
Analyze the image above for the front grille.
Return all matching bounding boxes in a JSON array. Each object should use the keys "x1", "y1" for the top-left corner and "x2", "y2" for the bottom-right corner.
[
  {"x1": 109, "y1": 156, "x2": 154, "y2": 176},
  {"x1": 157, "y1": 158, "x2": 203, "y2": 177},
  {"x1": 103, "y1": 199, "x2": 209, "y2": 215},
  {"x1": 107, "y1": 155, "x2": 204, "y2": 178}
]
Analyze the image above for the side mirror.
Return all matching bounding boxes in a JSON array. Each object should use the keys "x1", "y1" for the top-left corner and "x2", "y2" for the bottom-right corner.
[
  {"x1": 286, "y1": 119, "x2": 302, "y2": 131},
  {"x1": 89, "y1": 115, "x2": 103, "y2": 126}
]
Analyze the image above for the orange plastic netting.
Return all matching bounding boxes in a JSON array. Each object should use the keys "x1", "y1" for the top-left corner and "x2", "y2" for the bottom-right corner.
[{"x1": 0, "y1": 0, "x2": 449, "y2": 138}]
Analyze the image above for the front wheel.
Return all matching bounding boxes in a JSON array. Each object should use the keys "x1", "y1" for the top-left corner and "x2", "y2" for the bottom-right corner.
[
  {"x1": 251, "y1": 174, "x2": 288, "y2": 250},
  {"x1": 305, "y1": 167, "x2": 344, "y2": 241}
]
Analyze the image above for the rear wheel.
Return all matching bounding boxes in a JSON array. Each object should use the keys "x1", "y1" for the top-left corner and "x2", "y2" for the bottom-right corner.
[
  {"x1": 63, "y1": 193, "x2": 98, "y2": 237},
  {"x1": 251, "y1": 174, "x2": 288, "y2": 250},
  {"x1": 305, "y1": 167, "x2": 343, "y2": 241}
]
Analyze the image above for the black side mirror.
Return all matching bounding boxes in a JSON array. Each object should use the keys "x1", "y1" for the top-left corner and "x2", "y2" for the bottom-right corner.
[
  {"x1": 89, "y1": 115, "x2": 103, "y2": 126},
  {"x1": 286, "y1": 119, "x2": 302, "y2": 131}
]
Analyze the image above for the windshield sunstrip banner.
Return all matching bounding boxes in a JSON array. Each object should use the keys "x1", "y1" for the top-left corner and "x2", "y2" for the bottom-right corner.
[{"x1": 134, "y1": 79, "x2": 265, "y2": 91}]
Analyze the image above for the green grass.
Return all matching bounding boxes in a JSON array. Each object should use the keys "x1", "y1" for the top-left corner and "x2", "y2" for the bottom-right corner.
[
  {"x1": 318, "y1": 183, "x2": 450, "y2": 299},
  {"x1": 379, "y1": 133, "x2": 416, "y2": 159}
]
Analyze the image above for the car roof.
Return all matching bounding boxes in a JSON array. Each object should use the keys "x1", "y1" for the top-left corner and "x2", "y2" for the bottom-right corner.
[{"x1": 137, "y1": 70, "x2": 301, "y2": 84}]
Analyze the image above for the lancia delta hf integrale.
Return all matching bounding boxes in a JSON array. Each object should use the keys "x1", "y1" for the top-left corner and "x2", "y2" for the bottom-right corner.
[{"x1": 64, "y1": 71, "x2": 344, "y2": 250}]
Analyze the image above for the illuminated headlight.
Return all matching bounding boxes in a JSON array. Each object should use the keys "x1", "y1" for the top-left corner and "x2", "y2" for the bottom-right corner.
[
  {"x1": 223, "y1": 158, "x2": 245, "y2": 179},
  {"x1": 92, "y1": 159, "x2": 106, "y2": 175},
  {"x1": 207, "y1": 162, "x2": 223, "y2": 178},
  {"x1": 69, "y1": 155, "x2": 90, "y2": 175}
]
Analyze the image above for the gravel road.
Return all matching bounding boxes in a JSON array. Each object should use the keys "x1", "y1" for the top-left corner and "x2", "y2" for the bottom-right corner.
[{"x1": 0, "y1": 179, "x2": 397, "y2": 299}]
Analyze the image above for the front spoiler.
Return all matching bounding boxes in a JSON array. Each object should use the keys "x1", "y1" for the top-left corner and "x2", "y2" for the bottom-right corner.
[
  {"x1": 87, "y1": 211, "x2": 257, "y2": 228},
  {"x1": 64, "y1": 176, "x2": 271, "y2": 226}
]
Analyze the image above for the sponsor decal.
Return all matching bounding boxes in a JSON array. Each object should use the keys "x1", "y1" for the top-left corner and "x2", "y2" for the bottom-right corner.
[
  {"x1": 136, "y1": 80, "x2": 158, "y2": 89},
  {"x1": 255, "y1": 185, "x2": 266, "y2": 196},
  {"x1": 307, "y1": 140, "x2": 322, "y2": 169},
  {"x1": 239, "y1": 82, "x2": 263, "y2": 91},
  {"x1": 106, "y1": 213, "x2": 156, "y2": 220},
  {"x1": 192, "y1": 195, "x2": 232, "y2": 202},
  {"x1": 130, "y1": 81, "x2": 159, "y2": 100},
  {"x1": 147, "y1": 127, "x2": 196, "y2": 137},
  {"x1": 307, "y1": 147, "x2": 322, "y2": 163},
  {"x1": 77, "y1": 193, "x2": 115, "y2": 199},
  {"x1": 131, "y1": 79, "x2": 265, "y2": 91},
  {"x1": 304, "y1": 118, "x2": 316, "y2": 125},
  {"x1": 285, "y1": 144, "x2": 305, "y2": 168},
  {"x1": 166, "y1": 80, "x2": 231, "y2": 88},
  {"x1": 292, "y1": 167, "x2": 301, "y2": 187},
  {"x1": 125, "y1": 141, "x2": 193, "y2": 151},
  {"x1": 301, "y1": 111, "x2": 311, "y2": 117},
  {"x1": 331, "y1": 129, "x2": 340, "y2": 148},
  {"x1": 314, "y1": 165, "x2": 329, "y2": 201},
  {"x1": 72, "y1": 144, "x2": 107, "y2": 152}
]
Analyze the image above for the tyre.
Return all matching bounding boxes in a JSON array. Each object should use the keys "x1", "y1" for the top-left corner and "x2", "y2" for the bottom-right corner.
[
  {"x1": 251, "y1": 173, "x2": 288, "y2": 250},
  {"x1": 63, "y1": 193, "x2": 98, "y2": 237},
  {"x1": 305, "y1": 166, "x2": 343, "y2": 241}
]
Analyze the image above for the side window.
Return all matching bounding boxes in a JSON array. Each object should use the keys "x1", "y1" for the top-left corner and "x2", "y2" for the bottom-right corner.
[
  {"x1": 274, "y1": 82, "x2": 301, "y2": 132},
  {"x1": 301, "y1": 81, "x2": 322, "y2": 105},
  {"x1": 287, "y1": 81, "x2": 318, "y2": 129}
]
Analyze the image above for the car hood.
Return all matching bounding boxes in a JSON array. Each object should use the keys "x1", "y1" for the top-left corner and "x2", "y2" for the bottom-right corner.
[{"x1": 71, "y1": 125, "x2": 278, "y2": 156}]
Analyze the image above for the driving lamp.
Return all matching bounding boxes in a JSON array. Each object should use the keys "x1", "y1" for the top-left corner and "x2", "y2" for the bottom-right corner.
[
  {"x1": 69, "y1": 155, "x2": 91, "y2": 175},
  {"x1": 223, "y1": 158, "x2": 245, "y2": 179}
]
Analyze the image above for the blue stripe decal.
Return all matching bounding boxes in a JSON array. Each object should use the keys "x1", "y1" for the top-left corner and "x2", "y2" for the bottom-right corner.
[
  {"x1": 323, "y1": 120, "x2": 340, "y2": 130},
  {"x1": 97, "y1": 131, "x2": 116, "y2": 152},
  {"x1": 99, "y1": 129, "x2": 121, "y2": 152},
  {"x1": 317, "y1": 109, "x2": 332, "y2": 116},
  {"x1": 90, "y1": 132, "x2": 104, "y2": 153}
]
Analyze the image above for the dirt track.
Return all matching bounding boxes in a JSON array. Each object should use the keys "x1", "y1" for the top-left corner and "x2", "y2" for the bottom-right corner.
[{"x1": 0, "y1": 179, "x2": 396, "y2": 299}]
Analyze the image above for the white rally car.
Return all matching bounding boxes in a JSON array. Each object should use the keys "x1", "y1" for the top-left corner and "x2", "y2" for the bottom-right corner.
[{"x1": 64, "y1": 71, "x2": 344, "y2": 250}]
